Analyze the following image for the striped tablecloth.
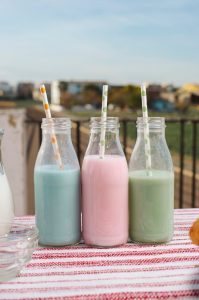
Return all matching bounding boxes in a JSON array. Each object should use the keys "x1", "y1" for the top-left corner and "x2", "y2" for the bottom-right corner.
[{"x1": 1, "y1": 209, "x2": 199, "y2": 299}]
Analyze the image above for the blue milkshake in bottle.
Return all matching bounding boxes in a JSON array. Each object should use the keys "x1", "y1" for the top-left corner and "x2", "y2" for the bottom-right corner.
[{"x1": 34, "y1": 118, "x2": 81, "y2": 246}]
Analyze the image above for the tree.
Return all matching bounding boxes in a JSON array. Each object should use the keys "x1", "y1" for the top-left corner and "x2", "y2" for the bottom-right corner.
[
  {"x1": 110, "y1": 85, "x2": 141, "y2": 109},
  {"x1": 82, "y1": 84, "x2": 102, "y2": 106}
]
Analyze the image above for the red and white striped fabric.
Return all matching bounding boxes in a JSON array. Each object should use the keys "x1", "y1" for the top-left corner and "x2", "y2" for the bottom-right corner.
[{"x1": 1, "y1": 209, "x2": 199, "y2": 299}]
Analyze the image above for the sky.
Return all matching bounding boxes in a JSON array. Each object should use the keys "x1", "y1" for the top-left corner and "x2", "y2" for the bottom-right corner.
[{"x1": 0, "y1": 0, "x2": 199, "y2": 86}]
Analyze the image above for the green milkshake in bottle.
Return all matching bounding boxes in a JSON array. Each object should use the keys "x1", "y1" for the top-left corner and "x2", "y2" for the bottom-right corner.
[
  {"x1": 129, "y1": 116, "x2": 174, "y2": 243},
  {"x1": 129, "y1": 170, "x2": 174, "y2": 243}
]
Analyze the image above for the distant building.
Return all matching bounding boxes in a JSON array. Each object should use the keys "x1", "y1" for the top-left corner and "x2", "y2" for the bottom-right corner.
[
  {"x1": 51, "y1": 80, "x2": 107, "y2": 105},
  {"x1": 159, "y1": 84, "x2": 177, "y2": 103},
  {"x1": 181, "y1": 83, "x2": 199, "y2": 104},
  {"x1": 67, "y1": 82, "x2": 82, "y2": 94},
  {"x1": 160, "y1": 91, "x2": 175, "y2": 103},
  {"x1": 146, "y1": 83, "x2": 179, "y2": 106},
  {"x1": 147, "y1": 84, "x2": 163, "y2": 100},
  {"x1": 175, "y1": 84, "x2": 199, "y2": 110},
  {"x1": 175, "y1": 90, "x2": 190, "y2": 111},
  {"x1": 0, "y1": 82, "x2": 13, "y2": 98},
  {"x1": 67, "y1": 80, "x2": 105, "y2": 93},
  {"x1": 17, "y1": 83, "x2": 34, "y2": 99},
  {"x1": 149, "y1": 98, "x2": 175, "y2": 112},
  {"x1": 161, "y1": 84, "x2": 177, "y2": 93}
]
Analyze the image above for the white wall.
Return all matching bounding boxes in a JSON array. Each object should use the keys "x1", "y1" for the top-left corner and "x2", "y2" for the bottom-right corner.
[{"x1": 0, "y1": 109, "x2": 27, "y2": 216}]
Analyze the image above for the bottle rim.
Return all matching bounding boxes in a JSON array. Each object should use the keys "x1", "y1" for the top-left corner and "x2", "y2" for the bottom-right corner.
[
  {"x1": 41, "y1": 118, "x2": 71, "y2": 129},
  {"x1": 137, "y1": 117, "x2": 165, "y2": 129},
  {"x1": 90, "y1": 117, "x2": 119, "y2": 129}
]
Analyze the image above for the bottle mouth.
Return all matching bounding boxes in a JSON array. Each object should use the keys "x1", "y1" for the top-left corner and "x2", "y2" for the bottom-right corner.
[
  {"x1": 137, "y1": 117, "x2": 165, "y2": 129},
  {"x1": 41, "y1": 118, "x2": 71, "y2": 130},
  {"x1": 90, "y1": 117, "x2": 119, "y2": 129}
]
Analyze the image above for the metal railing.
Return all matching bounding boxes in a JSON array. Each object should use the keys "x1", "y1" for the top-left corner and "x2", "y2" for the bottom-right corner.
[
  {"x1": 72, "y1": 118, "x2": 199, "y2": 209},
  {"x1": 28, "y1": 117, "x2": 199, "y2": 208}
]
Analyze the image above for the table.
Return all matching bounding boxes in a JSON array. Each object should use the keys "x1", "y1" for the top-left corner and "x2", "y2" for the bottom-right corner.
[{"x1": 1, "y1": 209, "x2": 199, "y2": 299}]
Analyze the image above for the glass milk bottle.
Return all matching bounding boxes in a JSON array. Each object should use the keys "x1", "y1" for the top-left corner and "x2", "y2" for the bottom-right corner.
[
  {"x1": 34, "y1": 118, "x2": 81, "y2": 246},
  {"x1": 0, "y1": 129, "x2": 14, "y2": 236},
  {"x1": 129, "y1": 117, "x2": 174, "y2": 243},
  {"x1": 82, "y1": 117, "x2": 128, "y2": 247}
]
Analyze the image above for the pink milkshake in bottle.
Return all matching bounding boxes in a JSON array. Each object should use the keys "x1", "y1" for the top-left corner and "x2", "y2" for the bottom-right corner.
[{"x1": 82, "y1": 117, "x2": 128, "y2": 247}]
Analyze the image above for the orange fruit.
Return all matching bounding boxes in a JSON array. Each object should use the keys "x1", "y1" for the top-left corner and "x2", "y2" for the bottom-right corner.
[{"x1": 189, "y1": 218, "x2": 199, "y2": 245}]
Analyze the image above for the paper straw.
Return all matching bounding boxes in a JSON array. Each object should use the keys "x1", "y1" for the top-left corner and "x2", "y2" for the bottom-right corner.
[
  {"x1": 99, "y1": 85, "x2": 108, "y2": 158},
  {"x1": 40, "y1": 84, "x2": 64, "y2": 170},
  {"x1": 141, "y1": 83, "x2": 152, "y2": 173}
]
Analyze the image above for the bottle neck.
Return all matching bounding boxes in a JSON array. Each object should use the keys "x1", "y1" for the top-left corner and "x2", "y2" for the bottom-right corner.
[
  {"x1": 137, "y1": 117, "x2": 165, "y2": 137},
  {"x1": 89, "y1": 116, "x2": 120, "y2": 143},
  {"x1": 42, "y1": 128, "x2": 71, "y2": 136},
  {"x1": 37, "y1": 119, "x2": 79, "y2": 169},
  {"x1": 90, "y1": 127, "x2": 119, "y2": 136},
  {"x1": 85, "y1": 117, "x2": 124, "y2": 156},
  {"x1": 90, "y1": 117, "x2": 119, "y2": 133},
  {"x1": 137, "y1": 128, "x2": 165, "y2": 137},
  {"x1": 41, "y1": 117, "x2": 72, "y2": 138},
  {"x1": 129, "y1": 117, "x2": 173, "y2": 172}
]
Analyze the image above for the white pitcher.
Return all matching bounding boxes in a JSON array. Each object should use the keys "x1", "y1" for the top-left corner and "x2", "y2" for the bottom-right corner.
[{"x1": 0, "y1": 129, "x2": 14, "y2": 236}]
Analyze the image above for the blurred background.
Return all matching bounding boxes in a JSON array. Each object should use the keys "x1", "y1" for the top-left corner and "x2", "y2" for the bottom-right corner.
[{"x1": 0, "y1": 0, "x2": 199, "y2": 215}]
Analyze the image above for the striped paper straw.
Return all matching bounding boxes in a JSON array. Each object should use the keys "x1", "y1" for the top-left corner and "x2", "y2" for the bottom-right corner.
[
  {"x1": 40, "y1": 84, "x2": 64, "y2": 170},
  {"x1": 141, "y1": 83, "x2": 152, "y2": 173},
  {"x1": 99, "y1": 85, "x2": 108, "y2": 158}
]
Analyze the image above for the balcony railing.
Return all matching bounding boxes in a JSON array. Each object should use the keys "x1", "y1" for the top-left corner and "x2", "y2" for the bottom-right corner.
[{"x1": 27, "y1": 116, "x2": 199, "y2": 209}]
